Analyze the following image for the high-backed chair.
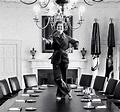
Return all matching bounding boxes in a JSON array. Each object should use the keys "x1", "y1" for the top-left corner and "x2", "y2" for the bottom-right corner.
[
  {"x1": 0, "y1": 86, "x2": 4, "y2": 105},
  {"x1": 79, "y1": 74, "x2": 93, "y2": 88},
  {"x1": 8, "y1": 76, "x2": 21, "y2": 93},
  {"x1": 0, "y1": 79, "x2": 11, "y2": 99},
  {"x1": 112, "y1": 81, "x2": 120, "y2": 100},
  {"x1": 110, "y1": 81, "x2": 120, "y2": 107},
  {"x1": 23, "y1": 74, "x2": 38, "y2": 88},
  {"x1": 105, "y1": 78, "x2": 118, "y2": 96},
  {"x1": 0, "y1": 79, "x2": 11, "y2": 96},
  {"x1": 0, "y1": 87, "x2": 3, "y2": 99},
  {"x1": 93, "y1": 76, "x2": 106, "y2": 91}
]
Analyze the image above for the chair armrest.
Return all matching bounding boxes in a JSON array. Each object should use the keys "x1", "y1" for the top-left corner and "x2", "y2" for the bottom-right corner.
[
  {"x1": 98, "y1": 91, "x2": 105, "y2": 94},
  {"x1": 105, "y1": 94, "x2": 114, "y2": 99}
]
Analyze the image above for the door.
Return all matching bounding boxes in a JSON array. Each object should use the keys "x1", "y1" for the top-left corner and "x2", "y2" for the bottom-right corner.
[{"x1": 0, "y1": 44, "x2": 17, "y2": 79}]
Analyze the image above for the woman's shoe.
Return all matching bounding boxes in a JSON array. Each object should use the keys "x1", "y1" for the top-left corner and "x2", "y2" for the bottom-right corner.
[
  {"x1": 56, "y1": 96, "x2": 61, "y2": 100},
  {"x1": 68, "y1": 90, "x2": 72, "y2": 100}
]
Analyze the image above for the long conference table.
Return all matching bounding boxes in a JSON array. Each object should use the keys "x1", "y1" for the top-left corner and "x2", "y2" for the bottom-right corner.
[{"x1": 0, "y1": 85, "x2": 120, "y2": 112}]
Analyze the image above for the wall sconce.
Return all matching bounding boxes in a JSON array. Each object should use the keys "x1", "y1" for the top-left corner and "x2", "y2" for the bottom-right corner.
[
  {"x1": 81, "y1": 47, "x2": 87, "y2": 59},
  {"x1": 30, "y1": 47, "x2": 37, "y2": 59}
]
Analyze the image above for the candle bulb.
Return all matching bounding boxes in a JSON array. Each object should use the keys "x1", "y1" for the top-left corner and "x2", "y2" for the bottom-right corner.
[
  {"x1": 79, "y1": 6, "x2": 85, "y2": 20},
  {"x1": 35, "y1": 15, "x2": 38, "y2": 19},
  {"x1": 79, "y1": 13, "x2": 82, "y2": 21},
  {"x1": 33, "y1": 4, "x2": 40, "y2": 19}
]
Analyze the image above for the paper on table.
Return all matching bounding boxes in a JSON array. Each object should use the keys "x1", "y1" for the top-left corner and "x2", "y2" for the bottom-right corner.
[
  {"x1": 30, "y1": 93, "x2": 39, "y2": 97},
  {"x1": 25, "y1": 107, "x2": 37, "y2": 111},
  {"x1": 26, "y1": 99, "x2": 36, "y2": 103},
  {"x1": 41, "y1": 84, "x2": 48, "y2": 87},
  {"x1": 96, "y1": 105, "x2": 106, "y2": 109},
  {"x1": 16, "y1": 99, "x2": 25, "y2": 102},
  {"x1": 32, "y1": 87, "x2": 39, "y2": 90},
  {"x1": 8, "y1": 107, "x2": 22, "y2": 111},
  {"x1": 47, "y1": 84, "x2": 55, "y2": 87},
  {"x1": 21, "y1": 94, "x2": 29, "y2": 97},
  {"x1": 92, "y1": 99, "x2": 101, "y2": 102},
  {"x1": 26, "y1": 90, "x2": 34, "y2": 93},
  {"x1": 39, "y1": 86, "x2": 47, "y2": 90},
  {"x1": 81, "y1": 99, "x2": 91, "y2": 102},
  {"x1": 34, "y1": 89, "x2": 42, "y2": 93}
]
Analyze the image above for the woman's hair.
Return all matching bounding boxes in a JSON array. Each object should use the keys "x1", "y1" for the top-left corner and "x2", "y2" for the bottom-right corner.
[{"x1": 54, "y1": 21, "x2": 64, "y2": 29}]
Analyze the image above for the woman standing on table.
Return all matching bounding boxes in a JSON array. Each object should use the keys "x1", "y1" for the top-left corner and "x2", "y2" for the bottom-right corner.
[{"x1": 43, "y1": 21, "x2": 79, "y2": 100}]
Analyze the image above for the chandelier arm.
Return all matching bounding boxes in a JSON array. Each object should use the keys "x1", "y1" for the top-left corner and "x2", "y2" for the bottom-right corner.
[
  {"x1": 84, "y1": 0, "x2": 95, "y2": 6},
  {"x1": 68, "y1": 22, "x2": 82, "y2": 30},
  {"x1": 92, "y1": 0, "x2": 103, "y2": 2},
  {"x1": 35, "y1": 17, "x2": 50, "y2": 29},
  {"x1": 39, "y1": 0, "x2": 51, "y2": 8},
  {"x1": 20, "y1": 0, "x2": 37, "y2": 5}
]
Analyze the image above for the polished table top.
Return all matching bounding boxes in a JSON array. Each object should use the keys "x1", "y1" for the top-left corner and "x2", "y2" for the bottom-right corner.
[{"x1": 0, "y1": 86, "x2": 120, "y2": 112}]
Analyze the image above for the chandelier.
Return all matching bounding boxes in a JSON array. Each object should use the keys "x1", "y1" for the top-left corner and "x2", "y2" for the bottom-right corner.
[{"x1": 20, "y1": 0, "x2": 103, "y2": 30}]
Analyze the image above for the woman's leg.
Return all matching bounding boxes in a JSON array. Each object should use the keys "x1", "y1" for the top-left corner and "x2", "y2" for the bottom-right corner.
[
  {"x1": 58, "y1": 62, "x2": 68, "y2": 98},
  {"x1": 60, "y1": 62, "x2": 72, "y2": 99},
  {"x1": 56, "y1": 62, "x2": 68, "y2": 98},
  {"x1": 53, "y1": 63, "x2": 71, "y2": 99}
]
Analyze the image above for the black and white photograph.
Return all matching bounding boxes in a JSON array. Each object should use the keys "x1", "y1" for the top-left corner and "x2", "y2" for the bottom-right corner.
[{"x1": 0, "y1": 0, "x2": 120, "y2": 112}]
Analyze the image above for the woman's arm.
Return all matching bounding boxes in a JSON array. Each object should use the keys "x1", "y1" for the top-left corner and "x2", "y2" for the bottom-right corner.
[
  {"x1": 67, "y1": 35, "x2": 79, "y2": 49},
  {"x1": 42, "y1": 35, "x2": 53, "y2": 44}
]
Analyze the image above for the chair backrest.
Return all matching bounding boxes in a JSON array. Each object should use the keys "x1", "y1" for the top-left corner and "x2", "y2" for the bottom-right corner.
[
  {"x1": 0, "y1": 87, "x2": 4, "y2": 99},
  {"x1": 0, "y1": 79, "x2": 11, "y2": 96},
  {"x1": 79, "y1": 74, "x2": 92, "y2": 88},
  {"x1": 93, "y1": 76, "x2": 106, "y2": 91},
  {"x1": 113, "y1": 81, "x2": 120, "y2": 99},
  {"x1": 8, "y1": 76, "x2": 21, "y2": 93},
  {"x1": 105, "y1": 78, "x2": 118, "y2": 95},
  {"x1": 23, "y1": 74, "x2": 38, "y2": 88}
]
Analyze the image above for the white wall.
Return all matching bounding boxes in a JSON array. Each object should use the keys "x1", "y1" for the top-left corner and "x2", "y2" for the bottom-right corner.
[{"x1": 0, "y1": 2, "x2": 120, "y2": 81}]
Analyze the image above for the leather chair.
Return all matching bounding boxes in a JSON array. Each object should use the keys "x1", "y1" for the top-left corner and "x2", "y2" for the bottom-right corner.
[
  {"x1": 112, "y1": 81, "x2": 120, "y2": 99},
  {"x1": 8, "y1": 76, "x2": 21, "y2": 93},
  {"x1": 0, "y1": 87, "x2": 3, "y2": 99},
  {"x1": 0, "y1": 79, "x2": 11, "y2": 100},
  {"x1": 79, "y1": 74, "x2": 93, "y2": 88},
  {"x1": 105, "y1": 78, "x2": 118, "y2": 96},
  {"x1": 110, "y1": 81, "x2": 120, "y2": 107},
  {"x1": 0, "y1": 87, "x2": 5, "y2": 106},
  {"x1": 93, "y1": 76, "x2": 106, "y2": 91},
  {"x1": 23, "y1": 74, "x2": 38, "y2": 88}
]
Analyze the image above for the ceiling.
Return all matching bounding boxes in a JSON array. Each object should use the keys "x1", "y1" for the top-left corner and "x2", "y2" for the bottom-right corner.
[{"x1": 1, "y1": 0, "x2": 120, "y2": 3}]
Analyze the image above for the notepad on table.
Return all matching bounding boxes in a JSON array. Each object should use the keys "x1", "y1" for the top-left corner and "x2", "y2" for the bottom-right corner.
[
  {"x1": 41, "y1": 84, "x2": 48, "y2": 87},
  {"x1": 81, "y1": 99, "x2": 91, "y2": 102},
  {"x1": 25, "y1": 107, "x2": 37, "y2": 111},
  {"x1": 21, "y1": 94, "x2": 29, "y2": 97},
  {"x1": 34, "y1": 89, "x2": 42, "y2": 93},
  {"x1": 96, "y1": 105, "x2": 106, "y2": 109},
  {"x1": 39, "y1": 86, "x2": 47, "y2": 90},
  {"x1": 26, "y1": 90, "x2": 34, "y2": 93},
  {"x1": 32, "y1": 87, "x2": 39, "y2": 90},
  {"x1": 15, "y1": 99, "x2": 26, "y2": 102},
  {"x1": 26, "y1": 99, "x2": 36, "y2": 103},
  {"x1": 30, "y1": 93, "x2": 39, "y2": 97},
  {"x1": 8, "y1": 107, "x2": 22, "y2": 111},
  {"x1": 92, "y1": 99, "x2": 101, "y2": 102}
]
